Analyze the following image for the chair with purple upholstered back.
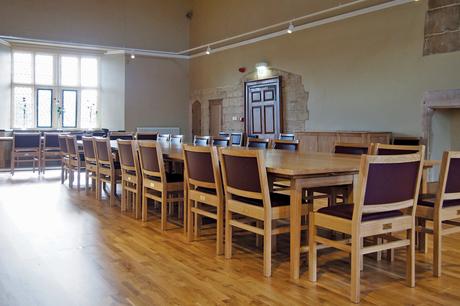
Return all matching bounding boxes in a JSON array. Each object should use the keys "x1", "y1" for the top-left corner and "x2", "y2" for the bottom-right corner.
[
  {"x1": 41, "y1": 133, "x2": 62, "y2": 174},
  {"x1": 82, "y1": 136, "x2": 98, "y2": 192},
  {"x1": 65, "y1": 135, "x2": 85, "y2": 191},
  {"x1": 272, "y1": 139, "x2": 299, "y2": 151},
  {"x1": 309, "y1": 150, "x2": 425, "y2": 303},
  {"x1": 10, "y1": 132, "x2": 41, "y2": 176},
  {"x1": 94, "y1": 137, "x2": 121, "y2": 206},
  {"x1": 416, "y1": 150, "x2": 460, "y2": 277},
  {"x1": 247, "y1": 138, "x2": 271, "y2": 149},
  {"x1": 183, "y1": 145, "x2": 224, "y2": 254},
  {"x1": 138, "y1": 141, "x2": 184, "y2": 230},
  {"x1": 219, "y1": 148, "x2": 308, "y2": 277},
  {"x1": 117, "y1": 139, "x2": 142, "y2": 218},
  {"x1": 373, "y1": 143, "x2": 422, "y2": 156}
]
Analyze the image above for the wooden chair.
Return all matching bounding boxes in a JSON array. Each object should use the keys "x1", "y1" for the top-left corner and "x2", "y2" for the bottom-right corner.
[
  {"x1": 308, "y1": 151, "x2": 424, "y2": 303},
  {"x1": 157, "y1": 134, "x2": 171, "y2": 142},
  {"x1": 193, "y1": 135, "x2": 212, "y2": 146},
  {"x1": 94, "y1": 137, "x2": 122, "y2": 206},
  {"x1": 10, "y1": 133, "x2": 41, "y2": 175},
  {"x1": 65, "y1": 135, "x2": 86, "y2": 191},
  {"x1": 58, "y1": 135, "x2": 70, "y2": 184},
  {"x1": 416, "y1": 151, "x2": 460, "y2": 277},
  {"x1": 41, "y1": 132, "x2": 61, "y2": 173},
  {"x1": 136, "y1": 131, "x2": 158, "y2": 140},
  {"x1": 81, "y1": 136, "x2": 98, "y2": 192},
  {"x1": 279, "y1": 133, "x2": 295, "y2": 140},
  {"x1": 170, "y1": 135, "x2": 183, "y2": 145},
  {"x1": 118, "y1": 140, "x2": 142, "y2": 218},
  {"x1": 219, "y1": 148, "x2": 308, "y2": 277},
  {"x1": 219, "y1": 131, "x2": 230, "y2": 137},
  {"x1": 137, "y1": 141, "x2": 184, "y2": 230},
  {"x1": 110, "y1": 131, "x2": 134, "y2": 140},
  {"x1": 212, "y1": 136, "x2": 230, "y2": 147},
  {"x1": 304, "y1": 143, "x2": 372, "y2": 206},
  {"x1": 373, "y1": 143, "x2": 422, "y2": 155},
  {"x1": 247, "y1": 138, "x2": 271, "y2": 149},
  {"x1": 183, "y1": 145, "x2": 224, "y2": 254},
  {"x1": 230, "y1": 132, "x2": 244, "y2": 146},
  {"x1": 272, "y1": 139, "x2": 299, "y2": 151}
]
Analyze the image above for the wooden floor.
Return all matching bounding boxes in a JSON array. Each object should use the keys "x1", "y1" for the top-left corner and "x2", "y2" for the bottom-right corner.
[{"x1": 1, "y1": 171, "x2": 460, "y2": 305}]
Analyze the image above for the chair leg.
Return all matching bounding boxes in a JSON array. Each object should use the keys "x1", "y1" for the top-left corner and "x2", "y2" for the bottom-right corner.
[
  {"x1": 407, "y1": 228, "x2": 416, "y2": 287},
  {"x1": 109, "y1": 177, "x2": 115, "y2": 207},
  {"x1": 433, "y1": 217, "x2": 442, "y2": 277},
  {"x1": 135, "y1": 184, "x2": 141, "y2": 219},
  {"x1": 225, "y1": 209, "x2": 232, "y2": 259},
  {"x1": 263, "y1": 220, "x2": 272, "y2": 277},
  {"x1": 350, "y1": 234, "x2": 361, "y2": 303},
  {"x1": 161, "y1": 192, "x2": 167, "y2": 231},
  {"x1": 187, "y1": 198, "x2": 194, "y2": 242},
  {"x1": 96, "y1": 177, "x2": 102, "y2": 200},
  {"x1": 61, "y1": 164, "x2": 65, "y2": 183},
  {"x1": 10, "y1": 152, "x2": 15, "y2": 176},
  {"x1": 77, "y1": 168, "x2": 81, "y2": 191},
  {"x1": 85, "y1": 170, "x2": 89, "y2": 192},
  {"x1": 216, "y1": 204, "x2": 224, "y2": 255},
  {"x1": 271, "y1": 221, "x2": 277, "y2": 253},
  {"x1": 256, "y1": 220, "x2": 262, "y2": 248},
  {"x1": 142, "y1": 188, "x2": 148, "y2": 222},
  {"x1": 308, "y1": 213, "x2": 317, "y2": 282}
]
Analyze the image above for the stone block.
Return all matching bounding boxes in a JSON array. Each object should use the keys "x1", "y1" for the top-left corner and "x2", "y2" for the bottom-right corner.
[
  {"x1": 425, "y1": 6, "x2": 460, "y2": 35},
  {"x1": 429, "y1": 0, "x2": 460, "y2": 9},
  {"x1": 424, "y1": 30, "x2": 460, "y2": 55}
]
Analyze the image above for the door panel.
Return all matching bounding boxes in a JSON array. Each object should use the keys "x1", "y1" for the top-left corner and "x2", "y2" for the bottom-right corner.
[
  {"x1": 245, "y1": 76, "x2": 282, "y2": 139},
  {"x1": 252, "y1": 106, "x2": 262, "y2": 133},
  {"x1": 192, "y1": 101, "x2": 202, "y2": 136}
]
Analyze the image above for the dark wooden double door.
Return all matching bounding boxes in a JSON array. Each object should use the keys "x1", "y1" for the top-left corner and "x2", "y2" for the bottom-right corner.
[{"x1": 245, "y1": 76, "x2": 282, "y2": 139}]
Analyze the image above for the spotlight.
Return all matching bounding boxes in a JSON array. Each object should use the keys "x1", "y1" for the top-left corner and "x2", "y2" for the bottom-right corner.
[
  {"x1": 206, "y1": 46, "x2": 211, "y2": 55},
  {"x1": 130, "y1": 53, "x2": 136, "y2": 59},
  {"x1": 287, "y1": 22, "x2": 295, "y2": 34}
]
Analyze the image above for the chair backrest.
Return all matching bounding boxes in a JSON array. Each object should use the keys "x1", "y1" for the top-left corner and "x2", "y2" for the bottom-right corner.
[
  {"x1": 81, "y1": 136, "x2": 96, "y2": 161},
  {"x1": 13, "y1": 133, "x2": 41, "y2": 150},
  {"x1": 279, "y1": 133, "x2": 295, "y2": 140},
  {"x1": 157, "y1": 134, "x2": 170, "y2": 142},
  {"x1": 136, "y1": 132, "x2": 158, "y2": 141},
  {"x1": 435, "y1": 151, "x2": 460, "y2": 208},
  {"x1": 65, "y1": 135, "x2": 79, "y2": 157},
  {"x1": 110, "y1": 131, "x2": 134, "y2": 140},
  {"x1": 183, "y1": 145, "x2": 223, "y2": 196},
  {"x1": 170, "y1": 135, "x2": 183, "y2": 145},
  {"x1": 94, "y1": 137, "x2": 114, "y2": 167},
  {"x1": 230, "y1": 132, "x2": 243, "y2": 146},
  {"x1": 273, "y1": 139, "x2": 299, "y2": 151},
  {"x1": 90, "y1": 131, "x2": 106, "y2": 137},
  {"x1": 194, "y1": 135, "x2": 211, "y2": 146},
  {"x1": 353, "y1": 150, "x2": 425, "y2": 222},
  {"x1": 373, "y1": 144, "x2": 423, "y2": 156},
  {"x1": 247, "y1": 138, "x2": 271, "y2": 149},
  {"x1": 44, "y1": 133, "x2": 60, "y2": 149},
  {"x1": 58, "y1": 135, "x2": 69, "y2": 154},
  {"x1": 212, "y1": 136, "x2": 230, "y2": 147},
  {"x1": 334, "y1": 143, "x2": 372, "y2": 155},
  {"x1": 219, "y1": 131, "x2": 230, "y2": 137},
  {"x1": 117, "y1": 139, "x2": 139, "y2": 174},
  {"x1": 219, "y1": 148, "x2": 271, "y2": 208},
  {"x1": 137, "y1": 141, "x2": 165, "y2": 181}
]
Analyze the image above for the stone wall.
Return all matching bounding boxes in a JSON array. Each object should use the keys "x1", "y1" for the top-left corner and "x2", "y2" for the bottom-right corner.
[
  {"x1": 424, "y1": 0, "x2": 460, "y2": 55},
  {"x1": 189, "y1": 68, "x2": 309, "y2": 136}
]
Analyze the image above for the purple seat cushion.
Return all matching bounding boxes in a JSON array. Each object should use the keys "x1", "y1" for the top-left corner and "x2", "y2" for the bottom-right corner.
[
  {"x1": 418, "y1": 198, "x2": 460, "y2": 208},
  {"x1": 317, "y1": 204, "x2": 403, "y2": 221},
  {"x1": 233, "y1": 192, "x2": 290, "y2": 207}
]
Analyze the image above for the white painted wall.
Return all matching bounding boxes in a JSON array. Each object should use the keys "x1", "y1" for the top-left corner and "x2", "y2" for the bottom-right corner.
[
  {"x1": 100, "y1": 54, "x2": 125, "y2": 130},
  {"x1": 0, "y1": 43, "x2": 11, "y2": 130}
]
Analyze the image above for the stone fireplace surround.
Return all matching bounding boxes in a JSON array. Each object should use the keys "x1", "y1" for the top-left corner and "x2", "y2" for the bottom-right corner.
[{"x1": 422, "y1": 88, "x2": 460, "y2": 158}]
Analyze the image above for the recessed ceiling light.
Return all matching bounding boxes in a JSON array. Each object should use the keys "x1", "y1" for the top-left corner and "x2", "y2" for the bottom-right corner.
[
  {"x1": 287, "y1": 22, "x2": 295, "y2": 34},
  {"x1": 206, "y1": 46, "x2": 211, "y2": 55}
]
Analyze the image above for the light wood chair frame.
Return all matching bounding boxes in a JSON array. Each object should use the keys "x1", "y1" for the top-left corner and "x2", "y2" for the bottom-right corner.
[
  {"x1": 40, "y1": 132, "x2": 62, "y2": 173},
  {"x1": 118, "y1": 139, "x2": 142, "y2": 219},
  {"x1": 10, "y1": 133, "x2": 41, "y2": 175},
  {"x1": 183, "y1": 145, "x2": 225, "y2": 254},
  {"x1": 94, "y1": 137, "x2": 122, "y2": 206},
  {"x1": 170, "y1": 135, "x2": 184, "y2": 144},
  {"x1": 138, "y1": 141, "x2": 184, "y2": 231},
  {"x1": 308, "y1": 151, "x2": 425, "y2": 303},
  {"x1": 66, "y1": 135, "x2": 85, "y2": 191},
  {"x1": 157, "y1": 134, "x2": 171, "y2": 142},
  {"x1": 58, "y1": 135, "x2": 70, "y2": 184},
  {"x1": 372, "y1": 143, "x2": 424, "y2": 155},
  {"x1": 135, "y1": 131, "x2": 158, "y2": 140},
  {"x1": 81, "y1": 136, "x2": 98, "y2": 193},
  {"x1": 272, "y1": 139, "x2": 300, "y2": 150},
  {"x1": 416, "y1": 150, "x2": 460, "y2": 277},
  {"x1": 193, "y1": 135, "x2": 212, "y2": 146},
  {"x1": 246, "y1": 138, "x2": 271, "y2": 148},
  {"x1": 211, "y1": 136, "x2": 231, "y2": 147},
  {"x1": 219, "y1": 148, "x2": 308, "y2": 277}
]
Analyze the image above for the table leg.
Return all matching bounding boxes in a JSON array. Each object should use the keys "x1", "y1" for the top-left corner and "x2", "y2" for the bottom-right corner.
[{"x1": 290, "y1": 178, "x2": 302, "y2": 280}]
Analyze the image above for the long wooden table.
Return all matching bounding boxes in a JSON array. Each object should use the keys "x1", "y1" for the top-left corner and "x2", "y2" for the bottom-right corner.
[{"x1": 110, "y1": 140, "x2": 361, "y2": 279}]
